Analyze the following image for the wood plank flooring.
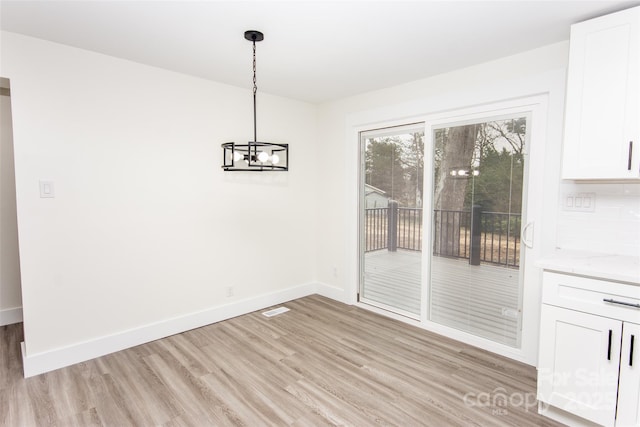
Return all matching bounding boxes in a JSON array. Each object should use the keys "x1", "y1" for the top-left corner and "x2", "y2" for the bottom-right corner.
[{"x1": 0, "y1": 295, "x2": 562, "y2": 426}]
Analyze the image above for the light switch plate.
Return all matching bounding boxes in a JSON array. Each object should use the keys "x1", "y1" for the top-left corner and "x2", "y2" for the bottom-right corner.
[
  {"x1": 563, "y1": 192, "x2": 595, "y2": 212},
  {"x1": 39, "y1": 180, "x2": 55, "y2": 198}
]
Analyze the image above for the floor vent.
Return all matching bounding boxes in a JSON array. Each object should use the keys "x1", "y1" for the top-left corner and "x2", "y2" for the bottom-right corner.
[{"x1": 262, "y1": 307, "x2": 290, "y2": 317}]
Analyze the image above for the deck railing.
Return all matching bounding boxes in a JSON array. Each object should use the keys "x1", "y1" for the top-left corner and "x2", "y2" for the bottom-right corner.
[
  {"x1": 364, "y1": 207, "x2": 389, "y2": 252},
  {"x1": 364, "y1": 204, "x2": 521, "y2": 267}
]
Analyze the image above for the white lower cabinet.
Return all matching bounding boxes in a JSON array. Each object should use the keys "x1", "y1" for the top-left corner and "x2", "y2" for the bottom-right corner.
[
  {"x1": 618, "y1": 322, "x2": 640, "y2": 426},
  {"x1": 539, "y1": 305, "x2": 623, "y2": 426},
  {"x1": 538, "y1": 272, "x2": 640, "y2": 427}
]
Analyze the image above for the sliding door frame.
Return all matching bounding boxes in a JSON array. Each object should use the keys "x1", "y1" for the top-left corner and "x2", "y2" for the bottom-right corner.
[
  {"x1": 346, "y1": 93, "x2": 551, "y2": 366},
  {"x1": 421, "y1": 98, "x2": 547, "y2": 363},
  {"x1": 358, "y1": 123, "x2": 426, "y2": 320}
]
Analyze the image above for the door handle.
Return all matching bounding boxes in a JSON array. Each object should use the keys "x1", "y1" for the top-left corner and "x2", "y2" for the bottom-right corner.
[
  {"x1": 628, "y1": 141, "x2": 633, "y2": 171},
  {"x1": 607, "y1": 329, "x2": 613, "y2": 361},
  {"x1": 522, "y1": 222, "x2": 534, "y2": 249},
  {"x1": 630, "y1": 335, "x2": 635, "y2": 367}
]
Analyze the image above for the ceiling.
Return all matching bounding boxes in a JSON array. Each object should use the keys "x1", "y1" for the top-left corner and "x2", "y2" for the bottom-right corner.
[{"x1": 1, "y1": 1, "x2": 638, "y2": 103}]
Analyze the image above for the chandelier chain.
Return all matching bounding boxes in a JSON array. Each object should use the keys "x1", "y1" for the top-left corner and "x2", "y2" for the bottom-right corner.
[{"x1": 252, "y1": 41, "x2": 257, "y2": 96}]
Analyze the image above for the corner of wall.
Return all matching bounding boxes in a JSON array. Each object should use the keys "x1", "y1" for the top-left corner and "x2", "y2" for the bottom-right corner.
[{"x1": 315, "y1": 281, "x2": 350, "y2": 304}]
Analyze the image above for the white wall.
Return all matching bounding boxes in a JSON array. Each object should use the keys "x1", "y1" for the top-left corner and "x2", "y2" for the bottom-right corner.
[
  {"x1": 556, "y1": 182, "x2": 640, "y2": 256},
  {"x1": 0, "y1": 77, "x2": 23, "y2": 325},
  {"x1": 0, "y1": 32, "x2": 318, "y2": 372}
]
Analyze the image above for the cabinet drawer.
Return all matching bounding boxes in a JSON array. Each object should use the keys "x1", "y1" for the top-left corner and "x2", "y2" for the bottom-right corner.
[{"x1": 542, "y1": 272, "x2": 640, "y2": 322}]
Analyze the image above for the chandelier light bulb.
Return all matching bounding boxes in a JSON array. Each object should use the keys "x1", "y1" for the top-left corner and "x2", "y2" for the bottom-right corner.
[
  {"x1": 271, "y1": 153, "x2": 280, "y2": 165},
  {"x1": 233, "y1": 151, "x2": 244, "y2": 162},
  {"x1": 257, "y1": 151, "x2": 269, "y2": 162}
]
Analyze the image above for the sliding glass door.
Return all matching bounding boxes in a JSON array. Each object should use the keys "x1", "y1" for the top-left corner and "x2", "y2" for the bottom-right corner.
[
  {"x1": 359, "y1": 124, "x2": 425, "y2": 318},
  {"x1": 428, "y1": 115, "x2": 529, "y2": 347}
]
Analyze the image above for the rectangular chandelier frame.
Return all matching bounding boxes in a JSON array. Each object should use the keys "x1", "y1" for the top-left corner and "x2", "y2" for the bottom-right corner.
[{"x1": 221, "y1": 142, "x2": 289, "y2": 171}]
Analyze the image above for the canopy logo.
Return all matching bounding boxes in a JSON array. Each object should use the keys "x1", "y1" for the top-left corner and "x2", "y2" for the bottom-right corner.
[{"x1": 462, "y1": 387, "x2": 537, "y2": 416}]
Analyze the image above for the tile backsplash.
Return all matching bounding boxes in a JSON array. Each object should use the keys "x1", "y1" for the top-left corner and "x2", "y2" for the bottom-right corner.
[{"x1": 556, "y1": 182, "x2": 640, "y2": 256}]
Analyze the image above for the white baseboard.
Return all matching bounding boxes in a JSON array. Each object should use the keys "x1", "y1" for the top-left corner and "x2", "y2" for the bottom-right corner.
[
  {"x1": 22, "y1": 282, "x2": 318, "y2": 378},
  {"x1": 315, "y1": 282, "x2": 349, "y2": 304},
  {"x1": 0, "y1": 306, "x2": 23, "y2": 326}
]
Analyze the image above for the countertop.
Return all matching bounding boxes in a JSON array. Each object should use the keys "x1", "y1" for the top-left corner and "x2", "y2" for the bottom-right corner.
[{"x1": 537, "y1": 249, "x2": 640, "y2": 285}]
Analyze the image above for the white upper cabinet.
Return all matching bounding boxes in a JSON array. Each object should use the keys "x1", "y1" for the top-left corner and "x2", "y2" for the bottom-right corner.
[{"x1": 562, "y1": 6, "x2": 640, "y2": 180}]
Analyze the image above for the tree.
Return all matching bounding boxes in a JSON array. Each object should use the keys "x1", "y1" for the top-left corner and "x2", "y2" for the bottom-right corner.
[
  {"x1": 467, "y1": 118, "x2": 525, "y2": 213},
  {"x1": 400, "y1": 132, "x2": 424, "y2": 207},
  {"x1": 432, "y1": 124, "x2": 479, "y2": 256},
  {"x1": 364, "y1": 138, "x2": 405, "y2": 201},
  {"x1": 467, "y1": 146, "x2": 523, "y2": 213}
]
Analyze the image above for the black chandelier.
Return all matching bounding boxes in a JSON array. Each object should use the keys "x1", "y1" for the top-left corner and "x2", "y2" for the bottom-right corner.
[{"x1": 221, "y1": 30, "x2": 289, "y2": 171}]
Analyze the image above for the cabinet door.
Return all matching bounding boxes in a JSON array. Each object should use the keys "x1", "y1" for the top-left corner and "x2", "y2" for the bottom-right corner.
[
  {"x1": 618, "y1": 322, "x2": 640, "y2": 427},
  {"x1": 562, "y1": 6, "x2": 640, "y2": 180},
  {"x1": 538, "y1": 305, "x2": 622, "y2": 426}
]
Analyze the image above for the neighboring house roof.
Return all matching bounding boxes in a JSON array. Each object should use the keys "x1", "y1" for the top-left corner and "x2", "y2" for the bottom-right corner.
[{"x1": 364, "y1": 184, "x2": 387, "y2": 196}]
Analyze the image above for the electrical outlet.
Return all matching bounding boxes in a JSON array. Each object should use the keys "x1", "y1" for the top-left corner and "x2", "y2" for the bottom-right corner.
[
  {"x1": 563, "y1": 192, "x2": 596, "y2": 212},
  {"x1": 226, "y1": 286, "x2": 234, "y2": 297}
]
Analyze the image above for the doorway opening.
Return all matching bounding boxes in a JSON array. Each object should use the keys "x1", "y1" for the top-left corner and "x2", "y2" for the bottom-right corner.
[{"x1": 0, "y1": 76, "x2": 23, "y2": 326}]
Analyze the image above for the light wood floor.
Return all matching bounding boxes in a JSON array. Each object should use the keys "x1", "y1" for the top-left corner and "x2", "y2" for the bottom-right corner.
[{"x1": 0, "y1": 295, "x2": 562, "y2": 426}]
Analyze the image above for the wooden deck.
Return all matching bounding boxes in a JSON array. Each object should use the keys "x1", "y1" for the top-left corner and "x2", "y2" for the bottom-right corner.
[
  {"x1": 363, "y1": 250, "x2": 521, "y2": 347},
  {"x1": 362, "y1": 250, "x2": 423, "y2": 315}
]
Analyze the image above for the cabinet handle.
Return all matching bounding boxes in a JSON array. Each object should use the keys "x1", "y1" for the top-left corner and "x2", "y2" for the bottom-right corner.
[
  {"x1": 628, "y1": 141, "x2": 633, "y2": 171},
  {"x1": 630, "y1": 335, "x2": 635, "y2": 367},
  {"x1": 603, "y1": 298, "x2": 640, "y2": 309},
  {"x1": 607, "y1": 329, "x2": 613, "y2": 361}
]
